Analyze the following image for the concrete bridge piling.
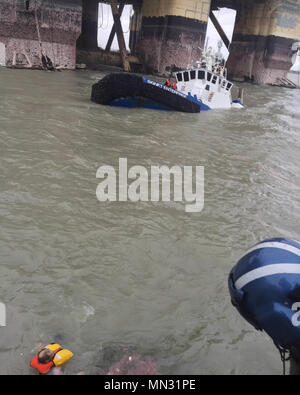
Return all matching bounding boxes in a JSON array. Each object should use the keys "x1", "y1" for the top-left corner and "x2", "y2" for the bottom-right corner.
[
  {"x1": 0, "y1": 0, "x2": 299, "y2": 86},
  {"x1": 137, "y1": 0, "x2": 210, "y2": 75},
  {"x1": 226, "y1": 0, "x2": 300, "y2": 85},
  {"x1": 0, "y1": 0, "x2": 82, "y2": 69}
]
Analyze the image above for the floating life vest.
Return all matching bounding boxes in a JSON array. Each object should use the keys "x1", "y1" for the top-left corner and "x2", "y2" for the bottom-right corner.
[
  {"x1": 228, "y1": 238, "x2": 300, "y2": 351},
  {"x1": 30, "y1": 343, "x2": 74, "y2": 374}
]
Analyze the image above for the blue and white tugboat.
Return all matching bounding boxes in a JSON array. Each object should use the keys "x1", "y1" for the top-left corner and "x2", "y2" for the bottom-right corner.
[
  {"x1": 174, "y1": 47, "x2": 244, "y2": 110},
  {"x1": 91, "y1": 47, "x2": 244, "y2": 113}
]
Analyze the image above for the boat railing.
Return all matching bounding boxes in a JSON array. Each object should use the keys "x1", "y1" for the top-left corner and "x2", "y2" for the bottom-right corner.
[{"x1": 187, "y1": 60, "x2": 228, "y2": 80}]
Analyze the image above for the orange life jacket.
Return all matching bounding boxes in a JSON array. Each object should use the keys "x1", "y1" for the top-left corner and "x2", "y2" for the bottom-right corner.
[
  {"x1": 172, "y1": 83, "x2": 177, "y2": 90},
  {"x1": 30, "y1": 346, "x2": 62, "y2": 374}
]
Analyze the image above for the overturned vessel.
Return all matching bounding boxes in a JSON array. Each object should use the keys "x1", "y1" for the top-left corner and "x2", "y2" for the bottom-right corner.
[
  {"x1": 91, "y1": 48, "x2": 244, "y2": 113},
  {"x1": 92, "y1": 73, "x2": 202, "y2": 113}
]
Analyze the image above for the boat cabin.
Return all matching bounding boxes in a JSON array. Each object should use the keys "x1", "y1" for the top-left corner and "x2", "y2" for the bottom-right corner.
[{"x1": 175, "y1": 64, "x2": 234, "y2": 109}]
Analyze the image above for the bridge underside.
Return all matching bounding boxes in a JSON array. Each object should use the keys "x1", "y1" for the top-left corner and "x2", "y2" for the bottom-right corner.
[
  {"x1": 1, "y1": 0, "x2": 298, "y2": 85},
  {"x1": 130, "y1": 0, "x2": 300, "y2": 84},
  {"x1": 77, "y1": 0, "x2": 299, "y2": 85}
]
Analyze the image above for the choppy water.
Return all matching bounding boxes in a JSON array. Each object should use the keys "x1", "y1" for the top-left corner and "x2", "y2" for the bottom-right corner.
[{"x1": 0, "y1": 67, "x2": 299, "y2": 375}]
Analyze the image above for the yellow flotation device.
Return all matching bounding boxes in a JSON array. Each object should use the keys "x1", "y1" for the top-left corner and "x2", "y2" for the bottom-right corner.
[{"x1": 45, "y1": 343, "x2": 74, "y2": 367}]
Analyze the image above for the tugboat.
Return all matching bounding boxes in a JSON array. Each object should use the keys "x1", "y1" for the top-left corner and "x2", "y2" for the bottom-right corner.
[
  {"x1": 91, "y1": 47, "x2": 244, "y2": 113},
  {"x1": 174, "y1": 46, "x2": 244, "y2": 110}
]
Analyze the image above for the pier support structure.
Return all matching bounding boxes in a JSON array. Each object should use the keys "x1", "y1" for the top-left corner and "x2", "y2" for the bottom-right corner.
[
  {"x1": 76, "y1": 0, "x2": 142, "y2": 70},
  {"x1": 0, "y1": 0, "x2": 82, "y2": 69},
  {"x1": 226, "y1": 0, "x2": 300, "y2": 85},
  {"x1": 137, "y1": 0, "x2": 212, "y2": 75},
  {"x1": 1, "y1": 0, "x2": 299, "y2": 85},
  {"x1": 76, "y1": 0, "x2": 98, "y2": 51}
]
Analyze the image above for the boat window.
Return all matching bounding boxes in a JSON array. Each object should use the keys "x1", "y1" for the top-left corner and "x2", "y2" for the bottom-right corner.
[
  {"x1": 177, "y1": 73, "x2": 183, "y2": 82},
  {"x1": 226, "y1": 82, "x2": 232, "y2": 91},
  {"x1": 207, "y1": 72, "x2": 212, "y2": 82},
  {"x1": 222, "y1": 80, "x2": 226, "y2": 88},
  {"x1": 212, "y1": 75, "x2": 217, "y2": 84},
  {"x1": 205, "y1": 85, "x2": 210, "y2": 91},
  {"x1": 190, "y1": 70, "x2": 196, "y2": 80},
  {"x1": 183, "y1": 71, "x2": 189, "y2": 82},
  {"x1": 198, "y1": 70, "x2": 205, "y2": 80}
]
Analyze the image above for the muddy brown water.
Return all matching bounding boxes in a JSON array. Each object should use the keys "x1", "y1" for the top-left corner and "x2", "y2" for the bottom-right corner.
[{"x1": 0, "y1": 67, "x2": 299, "y2": 374}]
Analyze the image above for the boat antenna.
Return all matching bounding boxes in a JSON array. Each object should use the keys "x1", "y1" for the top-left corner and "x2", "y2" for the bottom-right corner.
[{"x1": 204, "y1": 37, "x2": 209, "y2": 53}]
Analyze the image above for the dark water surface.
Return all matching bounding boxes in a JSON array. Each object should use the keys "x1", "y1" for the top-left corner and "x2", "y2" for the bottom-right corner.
[{"x1": 0, "y1": 68, "x2": 299, "y2": 374}]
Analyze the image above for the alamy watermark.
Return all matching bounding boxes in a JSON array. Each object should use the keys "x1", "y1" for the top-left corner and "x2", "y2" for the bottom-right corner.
[
  {"x1": 96, "y1": 158, "x2": 204, "y2": 213},
  {"x1": 0, "y1": 303, "x2": 6, "y2": 327}
]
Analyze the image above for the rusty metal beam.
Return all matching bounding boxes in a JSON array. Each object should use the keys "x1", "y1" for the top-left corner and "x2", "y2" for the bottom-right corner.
[
  {"x1": 105, "y1": 3, "x2": 125, "y2": 52},
  {"x1": 109, "y1": 0, "x2": 131, "y2": 71},
  {"x1": 209, "y1": 10, "x2": 230, "y2": 50}
]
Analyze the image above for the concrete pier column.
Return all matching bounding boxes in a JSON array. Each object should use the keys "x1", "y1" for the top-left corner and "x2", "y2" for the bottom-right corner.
[
  {"x1": 77, "y1": 0, "x2": 99, "y2": 51},
  {"x1": 0, "y1": 0, "x2": 82, "y2": 69},
  {"x1": 137, "y1": 0, "x2": 212, "y2": 75},
  {"x1": 227, "y1": 0, "x2": 300, "y2": 85},
  {"x1": 129, "y1": 3, "x2": 143, "y2": 54}
]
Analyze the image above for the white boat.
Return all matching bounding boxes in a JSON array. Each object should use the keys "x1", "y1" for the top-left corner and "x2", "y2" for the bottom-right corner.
[{"x1": 174, "y1": 47, "x2": 245, "y2": 110}]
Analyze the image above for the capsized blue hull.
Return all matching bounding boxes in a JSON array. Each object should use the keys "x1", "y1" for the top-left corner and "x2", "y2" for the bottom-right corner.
[
  {"x1": 91, "y1": 74, "x2": 206, "y2": 113},
  {"x1": 109, "y1": 96, "x2": 173, "y2": 111}
]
